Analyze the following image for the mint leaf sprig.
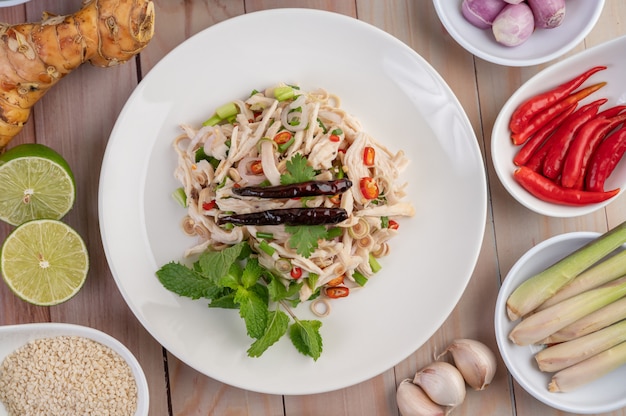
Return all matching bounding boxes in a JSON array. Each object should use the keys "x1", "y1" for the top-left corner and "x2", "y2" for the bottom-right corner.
[{"x1": 156, "y1": 242, "x2": 323, "y2": 360}]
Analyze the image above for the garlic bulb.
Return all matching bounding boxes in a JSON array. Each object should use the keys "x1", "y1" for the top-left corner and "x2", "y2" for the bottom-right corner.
[
  {"x1": 441, "y1": 338, "x2": 497, "y2": 390},
  {"x1": 413, "y1": 361, "x2": 466, "y2": 408},
  {"x1": 396, "y1": 379, "x2": 445, "y2": 416}
]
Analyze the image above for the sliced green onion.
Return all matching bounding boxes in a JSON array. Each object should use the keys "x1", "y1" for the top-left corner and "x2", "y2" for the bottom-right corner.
[
  {"x1": 369, "y1": 254, "x2": 382, "y2": 274},
  {"x1": 259, "y1": 240, "x2": 276, "y2": 256},
  {"x1": 331, "y1": 128, "x2": 343, "y2": 136},
  {"x1": 274, "y1": 86, "x2": 295, "y2": 102},
  {"x1": 277, "y1": 137, "x2": 295, "y2": 153},
  {"x1": 352, "y1": 271, "x2": 368, "y2": 287},
  {"x1": 171, "y1": 187, "x2": 187, "y2": 208},
  {"x1": 222, "y1": 222, "x2": 234, "y2": 230},
  {"x1": 335, "y1": 165, "x2": 345, "y2": 179},
  {"x1": 256, "y1": 232, "x2": 274, "y2": 240},
  {"x1": 202, "y1": 102, "x2": 239, "y2": 126}
]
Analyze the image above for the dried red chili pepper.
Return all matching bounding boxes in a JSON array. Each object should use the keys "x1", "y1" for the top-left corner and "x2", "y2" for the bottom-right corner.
[
  {"x1": 586, "y1": 126, "x2": 626, "y2": 192},
  {"x1": 541, "y1": 99, "x2": 606, "y2": 179},
  {"x1": 514, "y1": 166, "x2": 619, "y2": 205},
  {"x1": 511, "y1": 82, "x2": 607, "y2": 145},
  {"x1": 513, "y1": 103, "x2": 576, "y2": 167},
  {"x1": 509, "y1": 66, "x2": 606, "y2": 134},
  {"x1": 233, "y1": 179, "x2": 352, "y2": 198},
  {"x1": 561, "y1": 112, "x2": 626, "y2": 188},
  {"x1": 217, "y1": 208, "x2": 348, "y2": 226}
]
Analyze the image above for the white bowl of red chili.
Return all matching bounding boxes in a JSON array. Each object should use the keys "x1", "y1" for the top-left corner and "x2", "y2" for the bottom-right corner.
[{"x1": 492, "y1": 36, "x2": 626, "y2": 217}]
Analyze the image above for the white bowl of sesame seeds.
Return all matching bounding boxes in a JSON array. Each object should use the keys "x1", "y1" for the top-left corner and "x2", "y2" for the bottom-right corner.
[{"x1": 0, "y1": 322, "x2": 149, "y2": 416}]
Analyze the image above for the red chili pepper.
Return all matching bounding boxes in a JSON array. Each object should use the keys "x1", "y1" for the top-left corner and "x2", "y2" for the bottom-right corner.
[
  {"x1": 329, "y1": 134, "x2": 341, "y2": 142},
  {"x1": 586, "y1": 126, "x2": 626, "y2": 192},
  {"x1": 202, "y1": 200, "x2": 217, "y2": 210},
  {"x1": 541, "y1": 99, "x2": 606, "y2": 180},
  {"x1": 248, "y1": 159, "x2": 264, "y2": 175},
  {"x1": 363, "y1": 146, "x2": 375, "y2": 166},
  {"x1": 290, "y1": 267, "x2": 302, "y2": 279},
  {"x1": 513, "y1": 104, "x2": 576, "y2": 167},
  {"x1": 509, "y1": 66, "x2": 606, "y2": 134},
  {"x1": 388, "y1": 219, "x2": 399, "y2": 230},
  {"x1": 273, "y1": 131, "x2": 292, "y2": 145},
  {"x1": 514, "y1": 166, "x2": 619, "y2": 205},
  {"x1": 325, "y1": 286, "x2": 349, "y2": 298},
  {"x1": 511, "y1": 82, "x2": 607, "y2": 145},
  {"x1": 359, "y1": 177, "x2": 379, "y2": 200},
  {"x1": 562, "y1": 112, "x2": 626, "y2": 188}
]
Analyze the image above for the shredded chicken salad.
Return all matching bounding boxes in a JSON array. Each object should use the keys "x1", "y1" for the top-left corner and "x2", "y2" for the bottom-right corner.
[{"x1": 171, "y1": 84, "x2": 415, "y2": 312}]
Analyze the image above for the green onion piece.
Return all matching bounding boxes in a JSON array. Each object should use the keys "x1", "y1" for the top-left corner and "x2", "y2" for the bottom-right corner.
[
  {"x1": 259, "y1": 240, "x2": 276, "y2": 256},
  {"x1": 369, "y1": 254, "x2": 382, "y2": 273},
  {"x1": 202, "y1": 102, "x2": 239, "y2": 126},
  {"x1": 326, "y1": 227, "x2": 343, "y2": 239},
  {"x1": 335, "y1": 166, "x2": 344, "y2": 179},
  {"x1": 256, "y1": 232, "x2": 274, "y2": 240},
  {"x1": 506, "y1": 221, "x2": 626, "y2": 321},
  {"x1": 222, "y1": 222, "x2": 234, "y2": 230},
  {"x1": 274, "y1": 86, "x2": 295, "y2": 102},
  {"x1": 202, "y1": 114, "x2": 221, "y2": 127},
  {"x1": 277, "y1": 137, "x2": 295, "y2": 153},
  {"x1": 381, "y1": 216, "x2": 390, "y2": 228},
  {"x1": 307, "y1": 273, "x2": 319, "y2": 290},
  {"x1": 352, "y1": 271, "x2": 368, "y2": 287},
  {"x1": 171, "y1": 187, "x2": 187, "y2": 208},
  {"x1": 331, "y1": 128, "x2": 343, "y2": 136},
  {"x1": 258, "y1": 180, "x2": 271, "y2": 187}
]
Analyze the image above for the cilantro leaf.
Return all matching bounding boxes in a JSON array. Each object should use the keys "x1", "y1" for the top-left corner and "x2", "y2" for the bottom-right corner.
[
  {"x1": 280, "y1": 153, "x2": 316, "y2": 185},
  {"x1": 247, "y1": 310, "x2": 290, "y2": 357},
  {"x1": 156, "y1": 262, "x2": 219, "y2": 300},
  {"x1": 198, "y1": 242, "x2": 246, "y2": 281},
  {"x1": 234, "y1": 286, "x2": 269, "y2": 340},
  {"x1": 285, "y1": 225, "x2": 328, "y2": 258},
  {"x1": 289, "y1": 319, "x2": 323, "y2": 361}
]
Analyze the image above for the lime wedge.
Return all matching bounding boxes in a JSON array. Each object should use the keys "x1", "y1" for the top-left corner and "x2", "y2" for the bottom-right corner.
[
  {"x1": 1, "y1": 219, "x2": 89, "y2": 305},
  {"x1": 0, "y1": 143, "x2": 76, "y2": 226}
]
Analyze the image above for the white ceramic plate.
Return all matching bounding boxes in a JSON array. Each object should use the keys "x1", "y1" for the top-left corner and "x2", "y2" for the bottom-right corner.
[
  {"x1": 0, "y1": 322, "x2": 149, "y2": 416},
  {"x1": 432, "y1": 0, "x2": 605, "y2": 67},
  {"x1": 495, "y1": 232, "x2": 626, "y2": 414},
  {"x1": 492, "y1": 35, "x2": 626, "y2": 218},
  {"x1": 99, "y1": 8, "x2": 487, "y2": 395}
]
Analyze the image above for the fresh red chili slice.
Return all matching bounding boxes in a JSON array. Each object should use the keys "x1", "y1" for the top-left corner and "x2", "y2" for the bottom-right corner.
[
  {"x1": 202, "y1": 200, "x2": 217, "y2": 210},
  {"x1": 363, "y1": 146, "x2": 375, "y2": 166},
  {"x1": 290, "y1": 267, "x2": 303, "y2": 279},
  {"x1": 325, "y1": 286, "x2": 349, "y2": 299},
  {"x1": 388, "y1": 219, "x2": 399, "y2": 230},
  {"x1": 541, "y1": 99, "x2": 606, "y2": 180},
  {"x1": 329, "y1": 134, "x2": 341, "y2": 142},
  {"x1": 248, "y1": 159, "x2": 264, "y2": 175},
  {"x1": 273, "y1": 131, "x2": 292, "y2": 145},
  {"x1": 562, "y1": 112, "x2": 626, "y2": 188},
  {"x1": 359, "y1": 177, "x2": 379, "y2": 200},
  {"x1": 509, "y1": 66, "x2": 606, "y2": 134},
  {"x1": 514, "y1": 104, "x2": 576, "y2": 167},
  {"x1": 586, "y1": 126, "x2": 626, "y2": 192},
  {"x1": 511, "y1": 82, "x2": 607, "y2": 146},
  {"x1": 514, "y1": 166, "x2": 619, "y2": 206}
]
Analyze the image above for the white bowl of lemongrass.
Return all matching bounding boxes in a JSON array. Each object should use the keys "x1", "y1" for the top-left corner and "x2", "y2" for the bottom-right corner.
[{"x1": 495, "y1": 223, "x2": 626, "y2": 414}]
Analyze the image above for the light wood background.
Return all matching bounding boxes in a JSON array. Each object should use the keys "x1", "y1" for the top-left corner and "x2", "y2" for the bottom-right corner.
[{"x1": 1, "y1": 1, "x2": 626, "y2": 415}]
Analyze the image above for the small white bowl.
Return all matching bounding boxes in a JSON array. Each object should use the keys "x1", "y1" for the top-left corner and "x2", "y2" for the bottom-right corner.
[
  {"x1": 492, "y1": 35, "x2": 626, "y2": 217},
  {"x1": 0, "y1": 322, "x2": 149, "y2": 416},
  {"x1": 432, "y1": 0, "x2": 605, "y2": 67},
  {"x1": 495, "y1": 231, "x2": 626, "y2": 414}
]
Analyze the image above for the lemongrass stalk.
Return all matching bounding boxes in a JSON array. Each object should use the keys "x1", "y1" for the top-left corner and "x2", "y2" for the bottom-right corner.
[
  {"x1": 509, "y1": 276, "x2": 626, "y2": 346},
  {"x1": 506, "y1": 221, "x2": 626, "y2": 321},
  {"x1": 548, "y1": 340, "x2": 626, "y2": 392},
  {"x1": 537, "y1": 251, "x2": 626, "y2": 311},
  {"x1": 535, "y1": 319, "x2": 626, "y2": 372},
  {"x1": 543, "y1": 296, "x2": 626, "y2": 343}
]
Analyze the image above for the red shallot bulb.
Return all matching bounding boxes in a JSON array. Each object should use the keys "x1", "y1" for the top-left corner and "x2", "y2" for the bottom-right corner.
[
  {"x1": 492, "y1": 3, "x2": 535, "y2": 47},
  {"x1": 461, "y1": 0, "x2": 508, "y2": 29}
]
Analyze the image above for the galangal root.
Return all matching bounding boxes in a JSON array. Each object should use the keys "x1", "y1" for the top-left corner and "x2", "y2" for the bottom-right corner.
[{"x1": 0, "y1": 0, "x2": 155, "y2": 151}]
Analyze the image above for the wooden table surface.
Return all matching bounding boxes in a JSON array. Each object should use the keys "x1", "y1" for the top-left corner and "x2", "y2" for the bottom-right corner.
[{"x1": 1, "y1": 1, "x2": 626, "y2": 415}]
